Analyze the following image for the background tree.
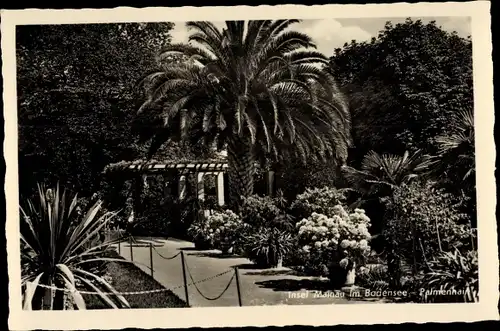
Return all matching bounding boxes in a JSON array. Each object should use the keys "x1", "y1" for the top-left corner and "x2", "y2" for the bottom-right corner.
[
  {"x1": 138, "y1": 20, "x2": 352, "y2": 208},
  {"x1": 330, "y1": 18, "x2": 473, "y2": 168},
  {"x1": 16, "y1": 23, "x2": 175, "y2": 199}
]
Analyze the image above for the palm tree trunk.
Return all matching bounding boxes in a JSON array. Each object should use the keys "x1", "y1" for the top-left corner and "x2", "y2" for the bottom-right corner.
[{"x1": 227, "y1": 137, "x2": 255, "y2": 210}]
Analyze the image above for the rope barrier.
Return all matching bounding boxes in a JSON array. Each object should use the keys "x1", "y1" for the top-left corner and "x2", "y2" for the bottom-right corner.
[
  {"x1": 30, "y1": 268, "x2": 235, "y2": 296},
  {"x1": 185, "y1": 261, "x2": 236, "y2": 301},
  {"x1": 34, "y1": 282, "x2": 185, "y2": 295},
  {"x1": 152, "y1": 246, "x2": 181, "y2": 260}
]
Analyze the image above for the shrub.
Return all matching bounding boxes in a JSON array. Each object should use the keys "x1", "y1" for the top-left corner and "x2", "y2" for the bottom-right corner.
[
  {"x1": 240, "y1": 195, "x2": 281, "y2": 227},
  {"x1": 294, "y1": 206, "x2": 373, "y2": 278},
  {"x1": 290, "y1": 187, "x2": 349, "y2": 220},
  {"x1": 383, "y1": 181, "x2": 476, "y2": 271},
  {"x1": 190, "y1": 210, "x2": 247, "y2": 253},
  {"x1": 243, "y1": 227, "x2": 294, "y2": 268}
]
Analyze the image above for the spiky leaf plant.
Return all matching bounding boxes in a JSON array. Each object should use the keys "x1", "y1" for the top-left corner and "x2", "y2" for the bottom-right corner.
[{"x1": 20, "y1": 184, "x2": 131, "y2": 310}]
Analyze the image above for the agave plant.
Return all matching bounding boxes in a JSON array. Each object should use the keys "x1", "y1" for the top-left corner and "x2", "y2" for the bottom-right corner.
[
  {"x1": 245, "y1": 227, "x2": 294, "y2": 268},
  {"x1": 137, "y1": 20, "x2": 352, "y2": 208},
  {"x1": 342, "y1": 150, "x2": 434, "y2": 198},
  {"x1": 20, "y1": 184, "x2": 130, "y2": 310}
]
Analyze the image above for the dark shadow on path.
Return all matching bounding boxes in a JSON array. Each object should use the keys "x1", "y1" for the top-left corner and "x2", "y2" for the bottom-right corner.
[
  {"x1": 123, "y1": 243, "x2": 164, "y2": 248},
  {"x1": 244, "y1": 269, "x2": 299, "y2": 276},
  {"x1": 188, "y1": 251, "x2": 242, "y2": 259},
  {"x1": 231, "y1": 263, "x2": 259, "y2": 269}
]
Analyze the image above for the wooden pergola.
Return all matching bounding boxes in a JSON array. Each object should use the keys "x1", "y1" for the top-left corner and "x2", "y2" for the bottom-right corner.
[
  {"x1": 103, "y1": 158, "x2": 276, "y2": 210},
  {"x1": 104, "y1": 159, "x2": 231, "y2": 207}
]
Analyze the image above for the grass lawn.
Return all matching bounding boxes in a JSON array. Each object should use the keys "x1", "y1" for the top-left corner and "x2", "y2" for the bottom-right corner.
[{"x1": 84, "y1": 251, "x2": 187, "y2": 309}]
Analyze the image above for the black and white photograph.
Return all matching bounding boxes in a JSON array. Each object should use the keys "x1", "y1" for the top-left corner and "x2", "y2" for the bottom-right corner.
[{"x1": 2, "y1": 1, "x2": 497, "y2": 330}]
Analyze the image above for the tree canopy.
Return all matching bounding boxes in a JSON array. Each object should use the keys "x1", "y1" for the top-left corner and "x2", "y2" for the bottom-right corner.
[
  {"x1": 330, "y1": 19, "x2": 473, "y2": 166},
  {"x1": 17, "y1": 23, "x2": 176, "y2": 197}
]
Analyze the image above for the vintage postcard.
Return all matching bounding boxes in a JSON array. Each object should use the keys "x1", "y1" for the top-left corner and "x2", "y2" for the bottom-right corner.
[{"x1": 2, "y1": 1, "x2": 498, "y2": 330}]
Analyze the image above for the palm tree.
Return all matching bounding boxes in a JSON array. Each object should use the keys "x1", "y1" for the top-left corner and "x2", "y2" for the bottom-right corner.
[
  {"x1": 342, "y1": 150, "x2": 434, "y2": 200},
  {"x1": 21, "y1": 184, "x2": 130, "y2": 310},
  {"x1": 138, "y1": 20, "x2": 351, "y2": 208},
  {"x1": 434, "y1": 109, "x2": 475, "y2": 191}
]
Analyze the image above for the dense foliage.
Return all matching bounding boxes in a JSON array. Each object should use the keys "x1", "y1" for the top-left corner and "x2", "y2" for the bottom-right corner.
[
  {"x1": 383, "y1": 181, "x2": 475, "y2": 270},
  {"x1": 17, "y1": 23, "x2": 176, "y2": 198},
  {"x1": 331, "y1": 19, "x2": 473, "y2": 165}
]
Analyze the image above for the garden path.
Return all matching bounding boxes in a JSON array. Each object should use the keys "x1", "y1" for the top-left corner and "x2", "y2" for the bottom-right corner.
[{"x1": 117, "y1": 237, "x2": 385, "y2": 307}]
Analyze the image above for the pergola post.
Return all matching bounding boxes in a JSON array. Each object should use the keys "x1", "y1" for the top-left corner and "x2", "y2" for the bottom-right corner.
[
  {"x1": 196, "y1": 172, "x2": 205, "y2": 201},
  {"x1": 178, "y1": 175, "x2": 187, "y2": 201},
  {"x1": 216, "y1": 172, "x2": 225, "y2": 206},
  {"x1": 266, "y1": 171, "x2": 275, "y2": 197}
]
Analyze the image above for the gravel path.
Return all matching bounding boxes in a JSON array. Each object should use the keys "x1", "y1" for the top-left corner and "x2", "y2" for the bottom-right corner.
[{"x1": 117, "y1": 237, "x2": 383, "y2": 307}]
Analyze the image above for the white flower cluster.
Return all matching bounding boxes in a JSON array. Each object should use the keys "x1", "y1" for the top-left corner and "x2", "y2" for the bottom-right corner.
[
  {"x1": 296, "y1": 205, "x2": 372, "y2": 256},
  {"x1": 205, "y1": 210, "x2": 244, "y2": 246}
]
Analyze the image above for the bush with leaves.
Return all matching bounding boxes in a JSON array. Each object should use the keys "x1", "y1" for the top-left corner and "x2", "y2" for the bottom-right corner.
[
  {"x1": 243, "y1": 227, "x2": 295, "y2": 268},
  {"x1": 21, "y1": 184, "x2": 130, "y2": 310},
  {"x1": 189, "y1": 210, "x2": 247, "y2": 253},
  {"x1": 240, "y1": 195, "x2": 281, "y2": 227},
  {"x1": 290, "y1": 187, "x2": 349, "y2": 220},
  {"x1": 240, "y1": 194, "x2": 294, "y2": 231},
  {"x1": 293, "y1": 206, "x2": 372, "y2": 279},
  {"x1": 383, "y1": 181, "x2": 476, "y2": 272}
]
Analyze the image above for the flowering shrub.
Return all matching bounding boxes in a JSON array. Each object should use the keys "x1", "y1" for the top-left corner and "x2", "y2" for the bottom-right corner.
[
  {"x1": 202, "y1": 210, "x2": 246, "y2": 252},
  {"x1": 290, "y1": 187, "x2": 348, "y2": 220},
  {"x1": 294, "y1": 205, "x2": 372, "y2": 277}
]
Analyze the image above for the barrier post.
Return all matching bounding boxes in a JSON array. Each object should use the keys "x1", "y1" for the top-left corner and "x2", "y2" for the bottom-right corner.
[
  {"x1": 129, "y1": 237, "x2": 134, "y2": 262},
  {"x1": 234, "y1": 267, "x2": 243, "y2": 306},
  {"x1": 181, "y1": 251, "x2": 190, "y2": 307},
  {"x1": 149, "y1": 242, "x2": 154, "y2": 277}
]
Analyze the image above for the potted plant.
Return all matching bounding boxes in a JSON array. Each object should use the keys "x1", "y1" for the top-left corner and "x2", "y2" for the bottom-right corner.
[
  {"x1": 245, "y1": 227, "x2": 293, "y2": 268},
  {"x1": 187, "y1": 219, "x2": 213, "y2": 250}
]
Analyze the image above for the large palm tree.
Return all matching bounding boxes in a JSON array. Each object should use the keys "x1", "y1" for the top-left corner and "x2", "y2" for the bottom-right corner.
[{"x1": 138, "y1": 20, "x2": 351, "y2": 207}]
